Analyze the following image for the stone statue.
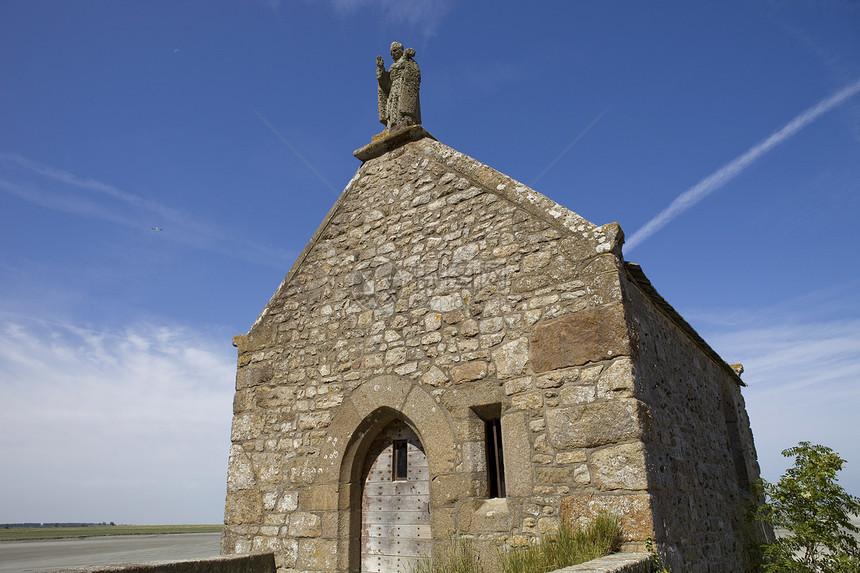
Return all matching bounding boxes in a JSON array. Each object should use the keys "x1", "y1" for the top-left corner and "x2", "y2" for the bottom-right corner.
[{"x1": 377, "y1": 42, "x2": 421, "y2": 131}]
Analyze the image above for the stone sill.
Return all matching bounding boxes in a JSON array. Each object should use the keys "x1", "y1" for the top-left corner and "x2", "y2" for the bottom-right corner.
[{"x1": 551, "y1": 552, "x2": 650, "y2": 573}]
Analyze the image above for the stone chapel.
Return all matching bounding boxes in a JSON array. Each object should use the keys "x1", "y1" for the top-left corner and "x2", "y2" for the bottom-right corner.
[{"x1": 221, "y1": 45, "x2": 767, "y2": 573}]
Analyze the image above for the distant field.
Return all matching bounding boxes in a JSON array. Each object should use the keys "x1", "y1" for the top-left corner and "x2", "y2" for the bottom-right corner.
[{"x1": 0, "y1": 524, "x2": 223, "y2": 541}]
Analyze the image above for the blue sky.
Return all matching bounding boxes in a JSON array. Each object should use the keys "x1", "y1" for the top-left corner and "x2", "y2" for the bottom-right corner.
[{"x1": 1, "y1": 1, "x2": 858, "y2": 525}]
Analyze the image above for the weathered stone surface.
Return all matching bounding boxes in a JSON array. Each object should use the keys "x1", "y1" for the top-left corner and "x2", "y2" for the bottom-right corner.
[
  {"x1": 297, "y1": 538, "x2": 337, "y2": 570},
  {"x1": 230, "y1": 412, "x2": 263, "y2": 441},
  {"x1": 597, "y1": 357, "x2": 635, "y2": 399},
  {"x1": 421, "y1": 365, "x2": 449, "y2": 387},
  {"x1": 349, "y1": 375, "x2": 411, "y2": 418},
  {"x1": 402, "y1": 385, "x2": 456, "y2": 475},
  {"x1": 430, "y1": 506, "x2": 456, "y2": 538},
  {"x1": 560, "y1": 385, "x2": 596, "y2": 405},
  {"x1": 288, "y1": 512, "x2": 322, "y2": 537},
  {"x1": 555, "y1": 450, "x2": 587, "y2": 464},
  {"x1": 546, "y1": 399, "x2": 644, "y2": 449},
  {"x1": 493, "y1": 337, "x2": 529, "y2": 379},
  {"x1": 226, "y1": 445, "x2": 256, "y2": 491},
  {"x1": 430, "y1": 473, "x2": 479, "y2": 506},
  {"x1": 511, "y1": 391, "x2": 543, "y2": 410},
  {"x1": 536, "y1": 466, "x2": 573, "y2": 484},
  {"x1": 592, "y1": 442, "x2": 648, "y2": 491},
  {"x1": 500, "y1": 412, "x2": 531, "y2": 497},
  {"x1": 531, "y1": 303, "x2": 631, "y2": 372},
  {"x1": 235, "y1": 361, "x2": 272, "y2": 390},
  {"x1": 441, "y1": 381, "x2": 503, "y2": 411},
  {"x1": 451, "y1": 361, "x2": 488, "y2": 383},
  {"x1": 224, "y1": 490, "x2": 262, "y2": 525},
  {"x1": 573, "y1": 463, "x2": 591, "y2": 485},
  {"x1": 457, "y1": 498, "x2": 511, "y2": 532},
  {"x1": 562, "y1": 493, "x2": 654, "y2": 542},
  {"x1": 302, "y1": 484, "x2": 338, "y2": 511},
  {"x1": 504, "y1": 376, "x2": 532, "y2": 395},
  {"x1": 277, "y1": 491, "x2": 298, "y2": 513}
]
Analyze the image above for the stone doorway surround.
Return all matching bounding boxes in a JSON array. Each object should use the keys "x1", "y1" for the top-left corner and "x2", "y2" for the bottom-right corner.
[{"x1": 312, "y1": 375, "x2": 456, "y2": 573}]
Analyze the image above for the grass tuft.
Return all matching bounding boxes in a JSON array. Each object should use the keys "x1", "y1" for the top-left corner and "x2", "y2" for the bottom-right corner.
[
  {"x1": 415, "y1": 537, "x2": 485, "y2": 573},
  {"x1": 414, "y1": 513, "x2": 621, "y2": 573},
  {"x1": 500, "y1": 514, "x2": 621, "y2": 573}
]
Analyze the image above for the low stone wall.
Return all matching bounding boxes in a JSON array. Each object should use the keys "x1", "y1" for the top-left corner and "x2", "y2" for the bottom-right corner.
[
  {"x1": 553, "y1": 552, "x2": 650, "y2": 573},
  {"x1": 56, "y1": 550, "x2": 644, "y2": 573},
  {"x1": 56, "y1": 552, "x2": 276, "y2": 573}
]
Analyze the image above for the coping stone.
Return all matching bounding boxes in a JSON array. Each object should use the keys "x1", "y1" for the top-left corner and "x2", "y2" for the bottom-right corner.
[
  {"x1": 553, "y1": 552, "x2": 650, "y2": 573},
  {"x1": 353, "y1": 125, "x2": 435, "y2": 161}
]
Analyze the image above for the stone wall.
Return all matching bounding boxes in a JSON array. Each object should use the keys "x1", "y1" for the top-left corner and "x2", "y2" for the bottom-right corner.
[
  {"x1": 619, "y1": 264, "x2": 767, "y2": 571},
  {"x1": 57, "y1": 553, "x2": 276, "y2": 573},
  {"x1": 221, "y1": 135, "x2": 765, "y2": 572}
]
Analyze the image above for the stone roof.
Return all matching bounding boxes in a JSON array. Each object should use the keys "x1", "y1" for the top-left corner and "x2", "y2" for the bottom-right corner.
[{"x1": 624, "y1": 261, "x2": 745, "y2": 386}]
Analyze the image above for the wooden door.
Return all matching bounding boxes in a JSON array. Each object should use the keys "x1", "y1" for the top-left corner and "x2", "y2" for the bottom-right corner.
[{"x1": 361, "y1": 420, "x2": 431, "y2": 573}]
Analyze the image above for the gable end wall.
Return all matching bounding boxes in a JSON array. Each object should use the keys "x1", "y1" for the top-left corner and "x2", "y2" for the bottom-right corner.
[{"x1": 221, "y1": 137, "x2": 766, "y2": 573}]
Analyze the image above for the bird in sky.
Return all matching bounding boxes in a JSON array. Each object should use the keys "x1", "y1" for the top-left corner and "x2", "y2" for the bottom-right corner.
[{"x1": 151, "y1": 227, "x2": 163, "y2": 231}]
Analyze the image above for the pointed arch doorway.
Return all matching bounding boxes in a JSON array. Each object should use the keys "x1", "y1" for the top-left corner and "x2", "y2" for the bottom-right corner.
[{"x1": 360, "y1": 419, "x2": 431, "y2": 573}]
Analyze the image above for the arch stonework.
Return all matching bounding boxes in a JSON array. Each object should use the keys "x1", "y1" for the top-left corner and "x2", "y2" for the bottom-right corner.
[{"x1": 310, "y1": 376, "x2": 459, "y2": 572}]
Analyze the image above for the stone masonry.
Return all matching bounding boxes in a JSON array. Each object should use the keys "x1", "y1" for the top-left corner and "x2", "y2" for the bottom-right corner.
[{"x1": 221, "y1": 130, "x2": 768, "y2": 573}]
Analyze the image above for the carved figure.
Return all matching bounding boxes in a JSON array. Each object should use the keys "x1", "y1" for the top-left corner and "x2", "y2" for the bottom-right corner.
[{"x1": 377, "y1": 42, "x2": 421, "y2": 130}]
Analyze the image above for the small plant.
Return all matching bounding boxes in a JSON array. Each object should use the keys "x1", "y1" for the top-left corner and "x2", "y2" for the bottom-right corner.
[
  {"x1": 645, "y1": 536, "x2": 671, "y2": 573},
  {"x1": 750, "y1": 442, "x2": 860, "y2": 572},
  {"x1": 415, "y1": 537, "x2": 484, "y2": 573}
]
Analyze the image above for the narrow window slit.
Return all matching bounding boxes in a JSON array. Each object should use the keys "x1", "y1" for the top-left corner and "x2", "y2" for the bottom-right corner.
[
  {"x1": 393, "y1": 440, "x2": 408, "y2": 480},
  {"x1": 485, "y1": 419, "x2": 506, "y2": 498}
]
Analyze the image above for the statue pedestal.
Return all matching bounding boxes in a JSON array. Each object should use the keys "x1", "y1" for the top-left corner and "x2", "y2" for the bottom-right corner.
[{"x1": 353, "y1": 125, "x2": 435, "y2": 161}]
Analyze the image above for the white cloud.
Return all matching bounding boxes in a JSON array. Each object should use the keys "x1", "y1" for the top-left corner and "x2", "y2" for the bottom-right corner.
[
  {"x1": 329, "y1": 0, "x2": 452, "y2": 37},
  {"x1": 692, "y1": 302, "x2": 860, "y2": 496},
  {"x1": 0, "y1": 314, "x2": 235, "y2": 524}
]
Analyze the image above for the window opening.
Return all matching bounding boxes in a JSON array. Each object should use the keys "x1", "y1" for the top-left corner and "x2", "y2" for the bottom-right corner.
[
  {"x1": 392, "y1": 440, "x2": 408, "y2": 480},
  {"x1": 485, "y1": 419, "x2": 506, "y2": 498}
]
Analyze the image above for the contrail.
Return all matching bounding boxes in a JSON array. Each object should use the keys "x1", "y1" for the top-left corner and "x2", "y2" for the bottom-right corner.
[
  {"x1": 625, "y1": 78, "x2": 860, "y2": 253},
  {"x1": 531, "y1": 108, "x2": 609, "y2": 186},
  {"x1": 251, "y1": 107, "x2": 339, "y2": 195},
  {"x1": 0, "y1": 153, "x2": 293, "y2": 267}
]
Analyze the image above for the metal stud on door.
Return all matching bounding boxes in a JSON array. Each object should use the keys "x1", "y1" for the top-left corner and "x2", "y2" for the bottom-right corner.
[{"x1": 360, "y1": 420, "x2": 430, "y2": 573}]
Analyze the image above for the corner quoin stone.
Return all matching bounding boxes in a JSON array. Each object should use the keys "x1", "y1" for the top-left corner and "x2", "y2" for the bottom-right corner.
[
  {"x1": 546, "y1": 399, "x2": 645, "y2": 449},
  {"x1": 531, "y1": 302, "x2": 631, "y2": 372}
]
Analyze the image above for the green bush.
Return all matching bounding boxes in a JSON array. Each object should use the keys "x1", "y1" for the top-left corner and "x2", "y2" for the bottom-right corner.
[{"x1": 751, "y1": 442, "x2": 860, "y2": 572}]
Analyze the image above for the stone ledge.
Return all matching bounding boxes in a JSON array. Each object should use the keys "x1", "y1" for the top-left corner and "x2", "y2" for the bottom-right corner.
[
  {"x1": 353, "y1": 125, "x2": 435, "y2": 161},
  {"x1": 553, "y1": 552, "x2": 650, "y2": 573},
  {"x1": 54, "y1": 552, "x2": 276, "y2": 573}
]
